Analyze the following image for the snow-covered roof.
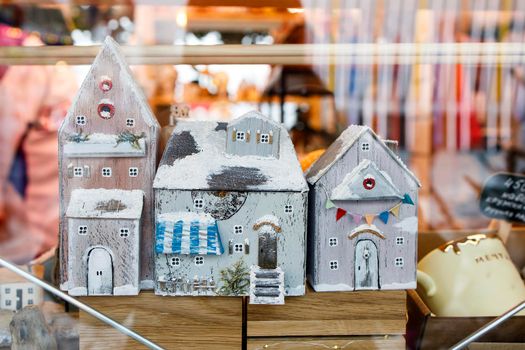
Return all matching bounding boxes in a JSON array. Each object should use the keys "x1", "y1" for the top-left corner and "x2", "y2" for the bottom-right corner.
[
  {"x1": 66, "y1": 188, "x2": 144, "y2": 219},
  {"x1": 305, "y1": 125, "x2": 421, "y2": 187},
  {"x1": 154, "y1": 116, "x2": 308, "y2": 192}
]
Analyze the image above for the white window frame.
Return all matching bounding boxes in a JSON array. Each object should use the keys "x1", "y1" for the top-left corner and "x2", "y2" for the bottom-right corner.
[
  {"x1": 75, "y1": 115, "x2": 87, "y2": 126},
  {"x1": 260, "y1": 133, "x2": 270, "y2": 143},
  {"x1": 129, "y1": 167, "x2": 139, "y2": 177},
  {"x1": 329, "y1": 260, "x2": 339, "y2": 270},
  {"x1": 126, "y1": 118, "x2": 135, "y2": 127},
  {"x1": 329, "y1": 237, "x2": 338, "y2": 247},
  {"x1": 395, "y1": 257, "x2": 404, "y2": 267},
  {"x1": 361, "y1": 142, "x2": 370, "y2": 151},
  {"x1": 194, "y1": 256, "x2": 204, "y2": 265},
  {"x1": 284, "y1": 204, "x2": 293, "y2": 213},
  {"x1": 193, "y1": 198, "x2": 204, "y2": 209},
  {"x1": 78, "y1": 225, "x2": 88, "y2": 235},
  {"x1": 73, "y1": 167, "x2": 83, "y2": 177},
  {"x1": 236, "y1": 131, "x2": 246, "y2": 141},
  {"x1": 234, "y1": 225, "x2": 243, "y2": 235},
  {"x1": 170, "y1": 257, "x2": 181, "y2": 267},
  {"x1": 119, "y1": 228, "x2": 130, "y2": 238},
  {"x1": 101, "y1": 167, "x2": 112, "y2": 177},
  {"x1": 396, "y1": 237, "x2": 405, "y2": 245},
  {"x1": 233, "y1": 243, "x2": 244, "y2": 253}
]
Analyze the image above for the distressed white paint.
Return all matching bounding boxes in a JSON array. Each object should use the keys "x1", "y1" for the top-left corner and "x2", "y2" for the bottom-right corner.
[
  {"x1": 249, "y1": 266, "x2": 284, "y2": 305},
  {"x1": 113, "y1": 284, "x2": 139, "y2": 295},
  {"x1": 87, "y1": 248, "x2": 113, "y2": 295},
  {"x1": 63, "y1": 139, "x2": 145, "y2": 158},
  {"x1": 311, "y1": 283, "x2": 353, "y2": 292},
  {"x1": 354, "y1": 239, "x2": 379, "y2": 290},
  {"x1": 66, "y1": 189, "x2": 144, "y2": 219}
]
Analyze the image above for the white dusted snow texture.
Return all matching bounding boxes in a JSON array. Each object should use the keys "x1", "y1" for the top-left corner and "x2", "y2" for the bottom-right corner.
[{"x1": 66, "y1": 188, "x2": 144, "y2": 219}]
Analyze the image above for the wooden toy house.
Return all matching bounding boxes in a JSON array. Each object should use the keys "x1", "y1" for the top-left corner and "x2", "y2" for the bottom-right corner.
[
  {"x1": 0, "y1": 268, "x2": 43, "y2": 311},
  {"x1": 153, "y1": 111, "x2": 308, "y2": 304},
  {"x1": 58, "y1": 37, "x2": 159, "y2": 295},
  {"x1": 305, "y1": 125, "x2": 420, "y2": 292}
]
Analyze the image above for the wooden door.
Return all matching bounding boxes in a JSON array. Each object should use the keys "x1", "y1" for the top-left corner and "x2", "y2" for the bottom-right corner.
[
  {"x1": 16, "y1": 289, "x2": 22, "y2": 309},
  {"x1": 354, "y1": 240, "x2": 379, "y2": 290},
  {"x1": 258, "y1": 232, "x2": 277, "y2": 269},
  {"x1": 87, "y1": 248, "x2": 113, "y2": 295}
]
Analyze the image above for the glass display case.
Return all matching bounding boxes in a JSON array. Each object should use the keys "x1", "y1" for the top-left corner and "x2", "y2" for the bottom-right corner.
[{"x1": 0, "y1": 1, "x2": 525, "y2": 349}]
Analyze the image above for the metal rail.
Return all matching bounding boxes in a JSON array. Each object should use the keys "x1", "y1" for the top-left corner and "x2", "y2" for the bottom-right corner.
[
  {"x1": 0, "y1": 256, "x2": 164, "y2": 350},
  {"x1": 451, "y1": 299, "x2": 525, "y2": 350}
]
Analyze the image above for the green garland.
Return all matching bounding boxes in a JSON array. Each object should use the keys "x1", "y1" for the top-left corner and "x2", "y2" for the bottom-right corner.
[
  {"x1": 116, "y1": 131, "x2": 146, "y2": 150},
  {"x1": 67, "y1": 132, "x2": 90, "y2": 143},
  {"x1": 217, "y1": 259, "x2": 250, "y2": 296}
]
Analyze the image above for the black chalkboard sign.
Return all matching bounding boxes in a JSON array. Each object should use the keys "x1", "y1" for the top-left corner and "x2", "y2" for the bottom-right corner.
[{"x1": 480, "y1": 173, "x2": 525, "y2": 223}]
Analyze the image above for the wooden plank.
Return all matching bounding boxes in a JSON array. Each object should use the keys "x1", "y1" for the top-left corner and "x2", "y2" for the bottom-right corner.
[
  {"x1": 247, "y1": 286, "x2": 406, "y2": 337},
  {"x1": 78, "y1": 291, "x2": 242, "y2": 349},
  {"x1": 247, "y1": 336, "x2": 405, "y2": 350}
]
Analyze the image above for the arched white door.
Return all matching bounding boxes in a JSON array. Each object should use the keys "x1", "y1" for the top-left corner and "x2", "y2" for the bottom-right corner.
[
  {"x1": 354, "y1": 240, "x2": 379, "y2": 290},
  {"x1": 87, "y1": 248, "x2": 113, "y2": 295}
]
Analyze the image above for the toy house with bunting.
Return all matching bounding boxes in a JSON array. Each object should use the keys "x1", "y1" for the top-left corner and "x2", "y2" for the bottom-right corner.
[
  {"x1": 58, "y1": 37, "x2": 160, "y2": 296},
  {"x1": 153, "y1": 111, "x2": 308, "y2": 304},
  {"x1": 305, "y1": 125, "x2": 420, "y2": 292}
]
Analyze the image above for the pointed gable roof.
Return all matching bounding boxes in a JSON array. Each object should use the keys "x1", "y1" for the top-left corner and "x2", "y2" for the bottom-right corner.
[
  {"x1": 228, "y1": 110, "x2": 282, "y2": 129},
  {"x1": 305, "y1": 125, "x2": 421, "y2": 187},
  {"x1": 60, "y1": 36, "x2": 159, "y2": 133},
  {"x1": 331, "y1": 159, "x2": 403, "y2": 200}
]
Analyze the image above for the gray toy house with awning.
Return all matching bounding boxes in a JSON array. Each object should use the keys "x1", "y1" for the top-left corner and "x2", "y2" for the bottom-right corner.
[
  {"x1": 305, "y1": 125, "x2": 421, "y2": 292},
  {"x1": 153, "y1": 111, "x2": 308, "y2": 304}
]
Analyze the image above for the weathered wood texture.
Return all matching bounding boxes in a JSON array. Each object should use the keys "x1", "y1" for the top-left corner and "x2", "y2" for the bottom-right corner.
[
  {"x1": 247, "y1": 286, "x2": 407, "y2": 337},
  {"x1": 59, "y1": 38, "x2": 159, "y2": 290},
  {"x1": 247, "y1": 336, "x2": 405, "y2": 350},
  {"x1": 78, "y1": 292, "x2": 242, "y2": 349},
  {"x1": 10, "y1": 306, "x2": 57, "y2": 350},
  {"x1": 226, "y1": 115, "x2": 280, "y2": 158},
  {"x1": 308, "y1": 128, "x2": 418, "y2": 291}
]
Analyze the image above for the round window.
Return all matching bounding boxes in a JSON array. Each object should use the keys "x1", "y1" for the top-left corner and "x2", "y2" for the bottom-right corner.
[
  {"x1": 99, "y1": 76, "x2": 112, "y2": 92},
  {"x1": 363, "y1": 177, "x2": 375, "y2": 190},
  {"x1": 98, "y1": 101, "x2": 115, "y2": 119}
]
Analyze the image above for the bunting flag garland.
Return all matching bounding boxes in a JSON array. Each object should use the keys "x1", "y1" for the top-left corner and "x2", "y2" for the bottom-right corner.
[
  {"x1": 325, "y1": 193, "x2": 415, "y2": 225},
  {"x1": 336, "y1": 208, "x2": 347, "y2": 221},
  {"x1": 389, "y1": 203, "x2": 401, "y2": 217}
]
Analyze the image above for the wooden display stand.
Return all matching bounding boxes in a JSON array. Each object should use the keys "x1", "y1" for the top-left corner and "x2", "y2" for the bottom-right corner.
[{"x1": 79, "y1": 287, "x2": 407, "y2": 349}]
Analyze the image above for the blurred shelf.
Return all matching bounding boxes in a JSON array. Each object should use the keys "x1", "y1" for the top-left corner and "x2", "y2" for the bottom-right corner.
[
  {"x1": 1, "y1": 43, "x2": 524, "y2": 65},
  {"x1": 0, "y1": 0, "x2": 302, "y2": 7}
]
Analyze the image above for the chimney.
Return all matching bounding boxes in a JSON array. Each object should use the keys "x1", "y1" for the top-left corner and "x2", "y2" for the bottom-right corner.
[{"x1": 384, "y1": 140, "x2": 399, "y2": 154}]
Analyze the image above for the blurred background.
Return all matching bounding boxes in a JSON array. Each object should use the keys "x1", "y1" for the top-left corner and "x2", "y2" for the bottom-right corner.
[{"x1": 1, "y1": 0, "x2": 525, "y2": 265}]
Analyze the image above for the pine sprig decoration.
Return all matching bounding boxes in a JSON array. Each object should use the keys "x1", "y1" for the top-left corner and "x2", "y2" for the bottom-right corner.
[
  {"x1": 217, "y1": 259, "x2": 250, "y2": 296},
  {"x1": 67, "y1": 132, "x2": 90, "y2": 143},
  {"x1": 116, "y1": 131, "x2": 146, "y2": 150}
]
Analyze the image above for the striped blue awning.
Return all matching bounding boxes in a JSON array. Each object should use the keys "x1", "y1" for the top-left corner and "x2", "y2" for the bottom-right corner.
[{"x1": 155, "y1": 212, "x2": 224, "y2": 255}]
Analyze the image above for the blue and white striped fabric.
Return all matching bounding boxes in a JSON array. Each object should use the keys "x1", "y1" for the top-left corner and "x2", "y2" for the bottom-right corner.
[{"x1": 155, "y1": 212, "x2": 224, "y2": 255}]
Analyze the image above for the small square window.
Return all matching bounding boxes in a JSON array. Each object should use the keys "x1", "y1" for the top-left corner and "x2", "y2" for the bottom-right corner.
[
  {"x1": 5, "y1": 300, "x2": 11, "y2": 306},
  {"x1": 194, "y1": 198, "x2": 204, "y2": 209},
  {"x1": 119, "y1": 228, "x2": 130, "y2": 238},
  {"x1": 234, "y1": 244, "x2": 244, "y2": 253},
  {"x1": 395, "y1": 257, "x2": 404, "y2": 267},
  {"x1": 78, "y1": 226, "x2": 88, "y2": 235},
  {"x1": 236, "y1": 131, "x2": 245, "y2": 141},
  {"x1": 260, "y1": 133, "x2": 270, "y2": 143},
  {"x1": 329, "y1": 237, "x2": 338, "y2": 247},
  {"x1": 4, "y1": 288, "x2": 10, "y2": 294},
  {"x1": 73, "y1": 167, "x2": 83, "y2": 177},
  {"x1": 396, "y1": 237, "x2": 404, "y2": 245},
  {"x1": 28, "y1": 288, "x2": 33, "y2": 294},
  {"x1": 129, "y1": 167, "x2": 139, "y2": 177},
  {"x1": 284, "y1": 205, "x2": 293, "y2": 213},
  {"x1": 329, "y1": 260, "x2": 339, "y2": 270},
  {"x1": 101, "y1": 167, "x2": 112, "y2": 177},
  {"x1": 75, "y1": 115, "x2": 87, "y2": 126},
  {"x1": 234, "y1": 225, "x2": 243, "y2": 235},
  {"x1": 126, "y1": 118, "x2": 135, "y2": 127},
  {"x1": 27, "y1": 299, "x2": 33, "y2": 305},
  {"x1": 194, "y1": 256, "x2": 204, "y2": 265},
  {"x1": 361, "y1": 143, "x2": 370, "y2": 151},
  {"x1": 170, "y1": 257, "x2": 181, "y2": 267}
]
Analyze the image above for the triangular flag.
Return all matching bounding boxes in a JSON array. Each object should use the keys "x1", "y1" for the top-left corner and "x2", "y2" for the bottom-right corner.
[
  {"x1": 351, "y1": 213, "x2": 362, "y2": 224},
  {"x1": 336, "y1": 208, "x2": 347, "y2": 221},
  {"x1": 402, "y1": 194, "x2": 414, "y2": 205},
  {"x1": 389, "y1": 203, "x2": 401, "y2": 217},
  {"x1": 364, "y1": 214, "x2": 375, "y2": 225},
  {"x1": 325, "y1": 199, "x2": 336, "y2": 209},
  {"x1": 378, "y1": 211, "x2": 389, "y2": 224}
]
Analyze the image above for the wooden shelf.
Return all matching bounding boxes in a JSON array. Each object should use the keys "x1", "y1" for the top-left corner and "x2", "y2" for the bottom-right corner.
[{"x1": 0, "y1": 43, "x2": 523, "y2": 65}]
